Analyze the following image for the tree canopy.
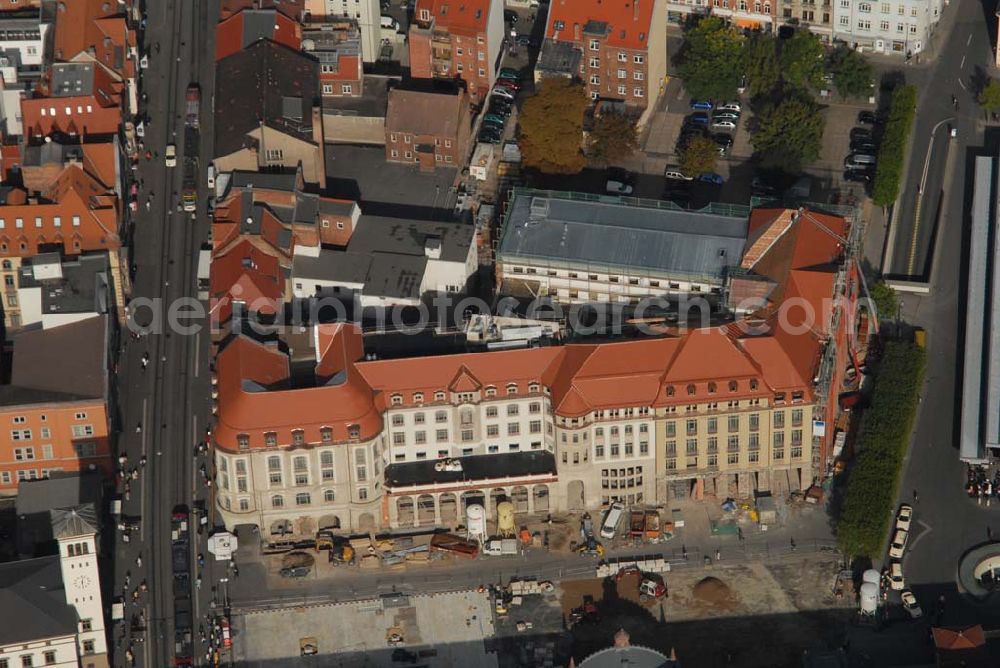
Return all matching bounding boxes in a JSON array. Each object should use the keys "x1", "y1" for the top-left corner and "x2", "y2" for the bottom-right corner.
[
  {"x1": 679, "y1": 135, "x2": 718, "y2": 177},
  {"x1": 779, "y1": 30, "x2": 825, "y2": 91},
  {"x1": 750, "y1": 92, "x2": 825, "y2": 173},
  {"x1": 828, "y1": 46, "x2": 874, "y2": 99},
  {"x1": 676, "y1": 17, "x2": 745, "y2": 102},
  {"x1": 519, "y1": 78, "x2": 589, "y2": 174},
  {"x1": 588, "y1": 111, "x2": 639, "y2": 165},
  {"x1": 743, "y1": 32, "x2": 779, "y2": 100},
  {"x1": 979, "y1": 79, "x2": 1000, "y2": 115}
]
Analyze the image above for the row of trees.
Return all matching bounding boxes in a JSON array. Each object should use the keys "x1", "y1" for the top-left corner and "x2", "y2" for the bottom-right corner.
[
  {"x1": 871, "y1": 85, "x2": 917, "y2": 206},
  {"x1": 677, "y1": 18, "x2": 873, "y2": 174},
  {"x1": 519, "y1": 77, "x2": 639, "y2": 174},
  {"x1": 836, "y1": 341, "x2": 926, "y2": 559}
]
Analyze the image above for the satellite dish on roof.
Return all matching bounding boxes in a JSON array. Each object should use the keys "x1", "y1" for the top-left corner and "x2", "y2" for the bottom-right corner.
[
  {"x1": 44, "y1": 136, "x2": 52, "y2": 143},
  {"x1": 302, "y1": 39, "x2": 315, "y2": 51}
]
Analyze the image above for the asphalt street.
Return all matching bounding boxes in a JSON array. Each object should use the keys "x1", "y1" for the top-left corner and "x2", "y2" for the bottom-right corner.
[
  {"x1": 884, "y1": 0, "x2": 995, "y2": 278},
  {"x1": 111, "y1": 1, "x2": 217, "y2": 667}
]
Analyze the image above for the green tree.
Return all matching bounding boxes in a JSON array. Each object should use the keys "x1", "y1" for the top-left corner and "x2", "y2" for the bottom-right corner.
[
  {"x1": 519, "y1": 78, "x2": 589, "y2": 174},
  {"x1": 750, "y1": 92, "x2": 825, "y2": 173},
  {"x1": 742, "y1": 32, "x2": 779, "y2": 99},
  {"x1": 679, "y1": 135, "x2": 718, "y2": 176},
  {"x1": 979, "y1": 79, "x2": 1000, "y2": 115},
  {"x1": 869, "y1": 281, "x2": 898, "y2": 323},
  {"x1": 828, "y1": 46, "x2": 874, "y2": 99},
  {"x1": 872, "y1": 85, "x2": 917, "y2": 206},
  {"x1": 779, "y1": 30, "x2": 825, "y2": 90},
  {"x1": 587, "y1": 111, "x2": 639, "y2": 165},
  {"x1": 677, "y1": 17, "x2": 745, "y2": 102}
]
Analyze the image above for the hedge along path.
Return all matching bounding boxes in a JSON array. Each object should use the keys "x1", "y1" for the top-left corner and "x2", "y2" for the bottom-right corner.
[
  {"x1": 836, "y1": 341, "x2": 927, "y2": 559},
  {"x1": 872, "y1": 85, "x2": 918, "y2": 207}
]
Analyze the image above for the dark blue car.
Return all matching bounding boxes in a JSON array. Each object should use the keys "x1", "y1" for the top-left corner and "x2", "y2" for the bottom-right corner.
[
  {"x1": 698, "y1": 172, "x2": 724, "y2": 185},
  {"x1": 688, "y1": 112, "x2": 710, "y2": 125},
  {"x1": 690, "y1": 100, "x2": 713, "y2": 111}
]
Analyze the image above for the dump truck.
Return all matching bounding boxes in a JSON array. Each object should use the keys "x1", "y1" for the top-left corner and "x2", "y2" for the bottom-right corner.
[
  {"x1": 644, "y1": 510, "x2": 661, "y2": 541},
  {"x1": 429, "y1": 533, "x2": 479, "y2": 559},
  {"x1": 629, "y1": 511, "x2": 646, "y2": 539},
  {"x1": 483, "y1": 538, "x2": 518, "y2": 556}
]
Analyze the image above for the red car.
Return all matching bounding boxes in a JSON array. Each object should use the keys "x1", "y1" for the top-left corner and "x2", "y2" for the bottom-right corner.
[{"x1": 496, "y1": 78, "x2": 521, "y2": 91}]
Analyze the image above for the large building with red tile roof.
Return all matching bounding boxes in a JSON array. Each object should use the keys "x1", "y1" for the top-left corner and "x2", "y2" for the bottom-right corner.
[
  {"x1": 209, "y1": 204, "x2": 866, "y2": 535},
  {"x1": 539, "y1": 0, "x2": 667, "y2": 126},
  {"x1": 215, "y1": 8, "x2": 303, "y2": 61},
  {"x1": 408, "y1": 0, "x2": 505, "y2": 104}
]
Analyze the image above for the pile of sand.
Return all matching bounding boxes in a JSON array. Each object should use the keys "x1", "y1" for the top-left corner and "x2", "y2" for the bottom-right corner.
[{"x1": 692, "y1": 577, "x2": 733, "y2": 608}]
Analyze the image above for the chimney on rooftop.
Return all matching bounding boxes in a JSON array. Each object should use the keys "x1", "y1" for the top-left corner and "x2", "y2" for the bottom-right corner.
[
  {"x1": 573, "y1": 23, "x2": 581, "y2": 41},
  {"x1": 633, "y1": 0, "x2": 640, "y2": 21}
]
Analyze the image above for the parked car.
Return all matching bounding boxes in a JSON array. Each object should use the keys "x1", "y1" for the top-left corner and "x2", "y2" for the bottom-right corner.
[
  {"x1": 496, "y1": 78, "x2": 521, "y2": 91},
  {"x1": 858, "y1": 110, "x2": 878, "y2": 125},
  {"x1": 751, "y1": 176, "x2": 777, "y2": 195},
  {"x1": 279, "y1": 566, "x2": 311, "y2": 578},
  {"x1": 843, "y1": 169, "x2": 872, "y2": 184},
  {"x1": 489, "y1": 99, "x2": 512, "y2": 116},
  {"x1": 165, "y1": 143, "x2": 177, "y2": 168},
  {"x1": 713, "y1": 133, "x2": 733, "y2": 154},
  {"x1": 698, "y1": 172, "x2": 724, "y2": 185},
  {"x1": 901, "y1": 590, "x2": 923, "y2": 619},
  {"x1": 606, "y1": 179, "x2": 634, "y2": 195},
  {"x1": 689, "y1": 100, "x2": 713, "y2": 110},
  {"x1": 851, "y1": 140, "x2": 878, "y2": 153},
  {"x1": 711, "y1": 120, "x2": 737, "y2": 131},
  {"x1": 664, "y1": 167, "x2": 693, "y2": 181},
  {"x1": 712, "y1": 111, "x2": 740, "y2": 121},
  {"x1": 688, "y1": 112, "x2": 710, "y2": 126},
  {"x1": 889, "y1": 529, "x2": 909, "y2": 559},
  {"x1": 478, "y1": 128, "x2": 503, "y2": 144},
  {"x1": 483, "y1": 113, "x2": 506, "y2": 126},
  {"x1": 492, "y1": 86, "x2": 516, "y2": 100},
  {"x1": 717, "y1": 102, "x2": 742, "y2": 113},
  {"x1": 499, "y1": 68, "x2": 522, "y2": 81},
  {"x1": 504, "y1": 9, "x2": 519, "y2": 23},
  {"x1": 888, "y1": 562, "x2": 905, "y2": 590},
  {"x1": 482, "y1": 119, "x2": 505, "y2": 133},
  {"x1": 896, "y1": 504, "x2": 913, "y2": 532},
  {"x1": 515, "y1": 35, "x2": 538, "y2": 48},
  {"x1": 845, "y1": 153, "x2": 877, "y2": 170},
  {"x1": 850, "y1": 127, "x2": 872, "y2": 141}
]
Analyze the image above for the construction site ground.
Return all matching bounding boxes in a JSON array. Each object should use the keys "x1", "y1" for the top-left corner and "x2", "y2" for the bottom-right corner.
[{"x1": 492, "y1": 555, "x2": 854, "y2": 668}]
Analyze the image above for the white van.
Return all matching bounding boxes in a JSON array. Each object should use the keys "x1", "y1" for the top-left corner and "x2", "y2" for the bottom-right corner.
[
  {"x1": 207, "y1": 164, "x2": 216, "y2": 190},
  {"x1": 600, "y1": 502, "x2": 625, "y2": 539},
  {"x1": 380, "y1": 15, "x2": 399, "y2": 30}
]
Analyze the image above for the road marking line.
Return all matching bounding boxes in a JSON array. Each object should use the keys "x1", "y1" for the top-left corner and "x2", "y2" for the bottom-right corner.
[
  {"x1": 968, "y1": 34, "x2": 973, "y2": 46},
  {"x1": 140, "y1": 399, "x2": 148, "y2": 542},
  {"x1": 960, "y1": 55, "x2": 966, "y2": 69},
  {"x1": 141, "y1": 397, "x2": 148, "y2": 456},
  {"x1": 906, "y1": 119, "x2": 953, "y2": 275},
  {"x1": 193, "y1": 331, "x2": 200, "y2": 378},
  {"x1": 959, "y1": 78, "x2": 967, "y2": 91},
  {"x1": 192, "y1": 414, "x2": 199, "y2": 496},
  {"x1": 908, "y1": 519, "x2": 933, "y2": 551}
]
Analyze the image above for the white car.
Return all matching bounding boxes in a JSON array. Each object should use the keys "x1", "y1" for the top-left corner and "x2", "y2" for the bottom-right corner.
[
  {"x1": 711, "y1": 120, "x2": 736, "y2": 131},
  {"x1": 664, "y1": 169, "x2": 693, "y2": 181},
  {"x1": 605, "y1": 179, "x2": 633, "y2": 195},
  {"x1": 901, "y1": 590, "x2": 922, "y2": 619},
  {"x1": 889, "y1": 529, "x2": 908, "y2": 559},
  {"x1": 491, "y1": 86, "x2": 515, "y2": 100},
  {"x1": 434, "y1": 458, "x2": 463, "y2": 473},
  {"x1": 165, "y1": 143, "x2": 177, "y2": 168},
  {"x1": 896, "y1": 504, "x2": 913, "y2": 532},
  {"x1": 889, "y1": 562, "x2": 905, "y2": 590},
  {"x1": 717, "y1": 102, "x2": 742, "y2": 113}
]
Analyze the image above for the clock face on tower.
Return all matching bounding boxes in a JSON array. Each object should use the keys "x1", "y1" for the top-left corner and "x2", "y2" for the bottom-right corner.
[{"x1": 72, "y1": 574, "x2": 92, "y2": 590}]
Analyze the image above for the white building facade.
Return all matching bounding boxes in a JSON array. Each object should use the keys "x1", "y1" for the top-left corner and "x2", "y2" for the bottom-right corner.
[{"x1": 832, "y1": 0, "x2": 944, "y2": 56}]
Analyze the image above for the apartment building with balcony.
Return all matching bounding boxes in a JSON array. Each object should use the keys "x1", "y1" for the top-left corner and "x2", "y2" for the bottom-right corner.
[
  {"x1": 832, "y1": 0, "x2": 943, "y2": 56},
  {"x1": 665, "y1": 0, "x2": 776, "y2": 32},
  {"x1": 408, "y1": 0, "x2": 505, "y2": 103},
  {"x1": 542, "y1": 0, "x2": 667, "y2": 127},
  {"x1": 303, "y1": 20, "x2": 363, "y2": 99},
  {"x1": 496, "y1": 189, "x2": 749, "y2": 304},
  {"x1": 211, "y1": 206, "x2": 863, "y2": 536}
]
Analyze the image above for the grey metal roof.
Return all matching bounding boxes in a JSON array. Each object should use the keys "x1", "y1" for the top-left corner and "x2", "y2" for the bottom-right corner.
[
  {"x1": 50, "y1": 62, "x2": 93, "y2": 97},
  {"x1": 292, "y1": 249, "x2": 371, "y2": 284},
  {"x1": 230, "y1": 169, "x2": 300, "y2": 193},
  {"x1": 498, "y1": 189, "x2": 748, "y2": 282},
  {"x1": 16, "y1": 472, "x2": 102, "y2": 516},
  {"x1": 18, "y1": 252, "x2": 109, "y2": 316},
  {"x1": 0, "y1": 556, "x2": 78, "y2": 645},
  {"x1": 961, "y1": 156, "x2": 996, "y2": 463},
  {"x1": 537, "y1": 39, "x2": 581, "y2": 77},
  {"x1": 363, "y1": 252, "x2": 426, "y2": 300},
  {"x1": 241, "y1": 9, "x2": 281, "y2": 48},
  {"x1": 349, "y1": 216, "x2": 474, "y2": 264},
  {"x1": 50, "y1": 507, "x2": 98, "y2": 539}
]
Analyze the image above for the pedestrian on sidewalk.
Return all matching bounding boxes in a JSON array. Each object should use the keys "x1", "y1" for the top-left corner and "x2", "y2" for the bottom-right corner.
[
  {"x1": 715, "y1": 548, "x2": 721, "y2": 561},
  {"x1": 913, "y1": 488, "x2": 919, "y2": 503},
  {"x1": 790, "y1": 537, "x2": 797, "y2": 552}
]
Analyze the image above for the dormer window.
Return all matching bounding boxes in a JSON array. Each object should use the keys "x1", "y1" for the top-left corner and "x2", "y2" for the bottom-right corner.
[
  {"x1": 264, "y1": 431, "x2": 278, "y2": 447},
  {"x1": 347, "y1": 425, "x2": 360, "y2": 439},
  {"x1": 708, "y1": 382, "x2": 716, "y2": 394},
  {"x1": 529, "y1": 382, "x2": 540, "y2": 393},
  {"x1": 485, "y1": 386, "x2": 497, "y2": 397},
  {"x1": 237, "y1": 434, "x2": 250, "y2": 450},
  {"x1": 506, "y1": 383, "x2": 518, "y2": 396},
  {"x1": 666, "y1": 385, "x2": 675, "y2": 397},
  {"x1": 292, "y1": 430, "x2": 305, "y2": 446},
  {"x1": 391, "y1": 394, "x2": 403, "y2": 406},
  {"x1": 554, "y1": 20, "x2": 565, "y2": 30},
  {"x1": 413, "y1": 392, "x2": 424, "y2": 403},
  {"x1": 321, "y1": 427, "x2": 334, "y2": 443},
  {"x1": 750, "y1": 379, "x2": 759, "y2": 391},
  {"x1": 686, "y1": 384, "x2": 696, "y2": 396},
  {"x1": 434, "y1": 391, "x2": 446, "y2": 401},
  {"x1": 729, "y1": 380, "x2": 738, "y2": 392}
]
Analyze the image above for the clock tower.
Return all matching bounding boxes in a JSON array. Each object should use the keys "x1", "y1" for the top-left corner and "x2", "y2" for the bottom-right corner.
[{"x1": 54, "y1": 508, "x2": 107, "y2": 663}]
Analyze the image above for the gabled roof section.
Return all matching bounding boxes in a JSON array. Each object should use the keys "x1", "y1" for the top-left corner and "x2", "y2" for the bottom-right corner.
[
  {"x1": 209, "y1": 239, "x2": 285, "y2": 323},
  {"x1": 662, "y1": 328, "x2": 759, "y2": 384},
  {"x1": 215, "y1": 8, "x2": 303, "y2": 61},
  {"x1": 220, "y1": 0, "x2": 305, "y2": 21},
  {"x1": 413, "y1": 0, "x2": 494, "y2": 36},
  {"x1": 546, "y1": 0, "x2": 655, "y2": 50},
  {"x1": 53, "y1": 0, "x2": 133, "y2": 79},
  {"x1": 448, "y1": 365, "x2": 482, "y2": 393}
]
